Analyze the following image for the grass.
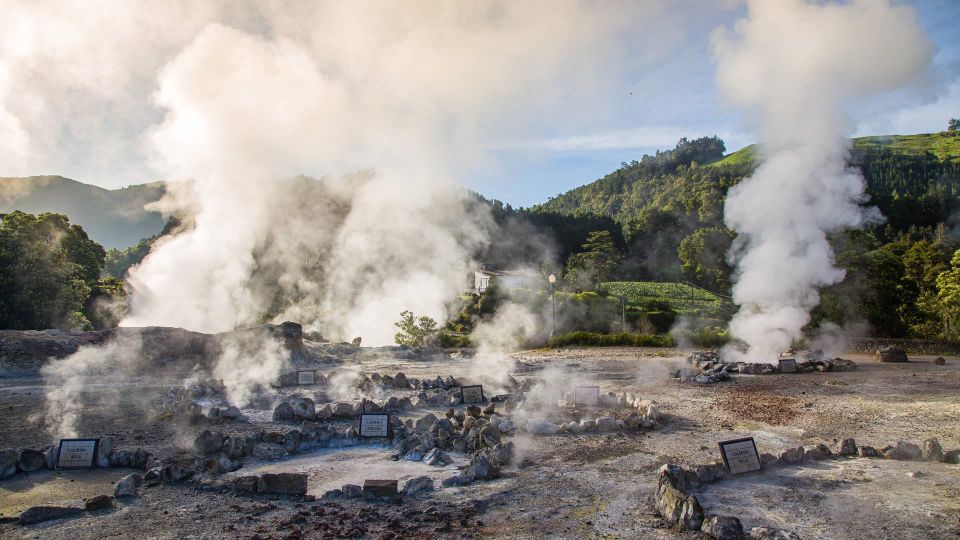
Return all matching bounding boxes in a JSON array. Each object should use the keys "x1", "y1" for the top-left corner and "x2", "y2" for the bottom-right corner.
[
  {"x1": 548, "y1": 331, "x2": 674, "y2": 348},
  {"x1": 708, "y1": 131, "x2": 960, "y2": 168},
  {"x1": 600, "y1": 281, "x2": 726, "y2": 313}
]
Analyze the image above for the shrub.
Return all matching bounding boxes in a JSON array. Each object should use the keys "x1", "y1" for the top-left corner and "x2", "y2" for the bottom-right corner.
[
  {"x1": 547, "y1": 331, "x2": 674, "y2": 348},
  {"x1": 394, "y1": 311, "x2": 439, "y2": 347}
]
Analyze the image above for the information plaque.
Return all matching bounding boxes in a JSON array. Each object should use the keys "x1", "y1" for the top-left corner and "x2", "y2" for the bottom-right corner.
[
  {"x1": 574, "y1": 386, "x2": 600, "y2": 406},
  {"x1": 297, "y1": 370, "x2": 316, "y2": 385},
  {"x1": 57, "y1": 438, "x2": 99, "y2": 469},
  {"x1": 718, "y1": 437, "x2": 762, "y2": 475},
  {"x1": 359, "y1": 413, "x2": 390, "y2": 437},
  {"x1": 778, "y1": 358, "x2": 798, "y2": 374},
  {"x1": 460, "y1": 385, "x2": 485, "y2": 404}
]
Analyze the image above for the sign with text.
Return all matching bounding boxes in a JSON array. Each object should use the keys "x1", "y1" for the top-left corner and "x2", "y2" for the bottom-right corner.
[
  {"x1": 57, "y1": 438, "x2": 99, "y2": 469},
  {"x1": 718, "y1": 437, "x2": 762, "y2": 475},
  {"x1": 359, "y1": 413, "x2": 390, "y2": 437},
  {"x1": 296, "y1": 370, "x2": 316, "y2": 385},
  {"x1": 574, "y1": 386, "x2": 600, "y2": 407},
  {"x1": 778, "y1": 358, "x2": 798, "y2": 374},
  {"x1": 460, "y1": 385, "x2": 485, "y2": 404}
]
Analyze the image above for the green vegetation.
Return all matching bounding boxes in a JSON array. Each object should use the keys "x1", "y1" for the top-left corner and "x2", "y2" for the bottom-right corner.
[
  {"x1": 393, "y1": 310, "x2": 439, "y2": 347},
  {"x1": 600, "y1": 281, "x2": 726, "y2": 314},
  {"x1": 105, "y1": 217, "x2": 180, "y2": 278},
  {"x1": 548, "y1": 331, "x2": 674, "y2": 348},
  {"x1": 0, "y1": 211, "x2": 116, "y2": 330}
]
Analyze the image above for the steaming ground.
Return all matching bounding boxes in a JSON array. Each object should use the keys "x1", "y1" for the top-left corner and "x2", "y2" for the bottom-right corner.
[{"x1": 1, "y1": 345, "x2": 959, "y2": 538}]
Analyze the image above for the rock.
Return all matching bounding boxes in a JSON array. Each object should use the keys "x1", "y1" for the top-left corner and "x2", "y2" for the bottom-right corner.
[
  {"x1": 815, "y1": 443, "x2": 833, "y2": 457},
  {"x1": 220, "y1": 405, "x2": 242, "y2": 419},
  {"x1": 415, "y1": 414, "x2": 437, "y2": 432},
  {"x1": 19, "y1": 505, "x2": 83, "y2": 524},
  {"x1": 229, "y1": 475, "x2": 259, "y2": 493},
  {"x1": 922, "y1": 438, "x2": 943, "y2": 461},
  {"x1": 96, "y1": 437, "x2": 114, "y2": 467},
  {"x1": 273, "y1": 402, "x2": 295, "y2": 421},
  {"x1": 290, "y1": 397, "x2": 316, "y2": 420},
  {"x1": 283, "y1": 430, "x2": 301, "y2": 453},
  {"x1": 83, "y1": 495, "x2": 113, "y2": 511},
  {"x1": 701, "y1": 515, "x2": 744, "y2": 539},
  {"x1": 17, "y1": 449, "x2": 46, "y2": 472},
  {"x1": 467, "y1": 405, "x2": 482, "y2": 418},
  {"x1": 257, "y1": 473, "x2": 308, "y2": 495},
  {"x1": 876, "y1": 345, "x2": 908, "y2": 363},
  {"x1": 465, "y1": 452, "x2": 498, "y2": 481},
  {"x1": 333, "y1": 402, "x2": 354, "y2": 418},
  {"x1": 114, "y1": 473, "x2": 142, "y2": 498},
  {"x1": 656, "y1": 477, "x2": 703, "y2": 531},
  {"x1": 778, "y1": 446, "x2": 804, "y2": 465},
  {"x1": 526, "y1": 418, "x2": 558, "y2": 435},
  {"x1": 43, "y1": 446, "x2": 59, "y2": 469},
  {"x1": 252, "y1": 442, "x2": 286, "y2": 460},
  {"x1": 315, "y1": 403, "x2": 333, "y2": 419},
  {"x1": 490, "y1": 441, "x2": 514, "y2": 467},
  {"x1": 943, "y1": 449, "x2": 960, "y2": 464},
  {"x1": 423, "y1": 448, "x2": 452, "y2": 466},
  {"x1": 341, "y1": 484, "x2": 363, "y2": 498},
  {"x1": 143, "y1": 467, "x2": 162, "y2": 486},
  {"x1": 160, "y1": 462, "x2": 196, "y2": 483},
  {"x1": 498, "y1": 420, "x2": 516, "y2": 434},
  {"x1": 896, "y1": 441, "x2": 922, "y2": 460},
  {"x1": 858, "y1": 445, "x2": 878, "y2": 458},
  {"x1": 837, "y1": 438, "x2": 858, "y2": 457},
  {"x1": 908, "y1": 470, "x2": 924, "y2": 478},
  {"x1": 214, "y1": 452, "x2": 243, "y2": 473},
  {"x1": 748, "y1": 526, "x2": 801, "y2": 539},
  {"x1": 403, "y1": 450, "x2": 425, "y2": 462},
  {"x1": 362, "y1": 479, "x2": 398, "y2": 497},
  {"x1": 804, "y1": 447, "x2": 827, "y2": 461},
  {"x1": 759, "y1": 453, "x2": 777, "y2": 467},
  {"x1": 595, "y1": 416, "x2": 620, "y2": 432},
  {"x1": 207, "y1": 406, "x2": 220, "y2": 419},
  {"x1": 695, "y1": 463, "x2": 726, "y2": 484},
  {"x1": 221, "y1": 437, "x2": 246, "y2": 460},
  {"x1": 402, "y1": 476, "x2": 434, "y2": 496},
  {"x1": 679, "y1": 494, "x2": 704, "y2": 531},
  {"x1": 934, "y1": 356, "x2": 946, "y2": 365},
  {"x1": 193, "y1": 430, "x2": 225, "y2": 456},
  {"x1": 580, "y1": 419, "x2": 596, "y2": 431}
]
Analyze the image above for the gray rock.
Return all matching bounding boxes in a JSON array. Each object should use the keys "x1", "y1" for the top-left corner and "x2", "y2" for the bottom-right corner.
[
  {"x1": 283, "y1": 430, "x2": 301, "y2": 453},
  {"x1": 83, "y1": 495, "x2": 113, "y2": 511},
  {"x1": 943, "y1": 449, "x2": 960, "y2": 464},
  {"x1": 114, "y1": 473, "x2": 142, "y2": 498},
  {"x1": 220, "y1": 405, "x2": 243, "y2": 419},
  {"x1": 778, "y1": 446, "x2": 804, "y2": 465},
  {"x1": 160, "y1": 462, "x2": 196, "y2": 484},
  {"x1": 193, "y1": 430, "x2": 225, "y2": 456},
  {"x1": 759, "y1": 453, "x2": 777, "y2": 468},
  {"x1": 701, "y1": 515, "x2": 744, "y2": 539},
  {"x1": 43, "y1": 446, "x2": 59, "y2": 469},
  {"x1": 526, "y1": 418, "x2": 558, "y2": 435},
  {"x1": 229, "y1": 476, "x2": 259, "y2": 493},
  {"x1": 595, "y1": 416, "x2": 620, "y2": 432},
  {"x1": 257, "y1": 473, "x2": 307, "y2": 495},
  {"x1": 273, "y1": 402, "x2": 295, "y2": 421},
  {"x1": 934, "y1": 356, "x2": 946, "y2": 365},
  {"x1": 143, "y1": 467, "x2": 162, "y2": 486},
  {"x1": 403, "y1": 450, "x2": 425, "y2": 462},
  {"x1": 748, "y1": 527, "x2": 801, "y2": 539},
  {"x1": 876, "y1": 345, "x2": 908, "y2": 363},
  {"x1": 252, "y1": 442, "x2": 286, "y2": 460},
  {"x1": 19, "y1": 505, "x2": 82, "y2": 524},
  {"x1": 341, "y1": 484, "x2": 362, "y2": 498},
  {"x1": 415, "y1": 413, "x2": 438, "y2": 432},
  {"x1": 858, "y1": 445, "x2": 878, "y2": 458},
  {"x1": 922, "y1": 438, "x2": 943, "y2": 461},
  {"x1": 96, "y1": 437, "x2": 114, "y2": 467},
  {"x1": 837, "y1": 438, "x2": 857, "y2": 457},
  {"x1": 402, "y1": 476, "x2": 434, "y2": 496},
  {"x1": 804, "y1": 447, "x2": 827, "y2": 461},
  {"x1": 221, "y1": 437, "x2": 246, "y2": 460},
  {"x1": 896, "y1": 441, "x2": 922, "y2": 460},
  {"x1": 333, "y1": 402, "x2": 354, "y2": 418},
  {"x1": 423, "y1": 448, "x2": 452, "y2": 466},
  {"x1": 17, "y1": 449, "x2": 46, "y2": 472}
]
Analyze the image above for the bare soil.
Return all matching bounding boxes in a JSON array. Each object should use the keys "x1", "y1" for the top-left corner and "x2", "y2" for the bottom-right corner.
[{"x1": 1, "y1": 346, "x2": 959, "y2": 539}]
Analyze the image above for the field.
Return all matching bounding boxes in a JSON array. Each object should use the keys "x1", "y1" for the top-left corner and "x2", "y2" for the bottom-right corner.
[{"x1": 600, "y1": 280, "x2": 728, "y2": 314}]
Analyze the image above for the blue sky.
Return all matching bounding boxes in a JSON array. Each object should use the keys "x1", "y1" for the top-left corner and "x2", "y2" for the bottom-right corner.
[{"x1": 468, "y1": 0, "x2": 960, "y2": 208}]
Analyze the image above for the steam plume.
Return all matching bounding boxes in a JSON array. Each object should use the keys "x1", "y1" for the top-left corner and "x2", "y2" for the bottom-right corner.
[{"x1": 713, "y1": 0, "x2": 933, "y2": 362}]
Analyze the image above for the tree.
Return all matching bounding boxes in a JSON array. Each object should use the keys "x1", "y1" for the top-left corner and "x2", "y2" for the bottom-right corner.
[
  {"x1": 678, "y1": 227, "x2": 734, "y2": 293},
  {"x1": 564, "y1": 230, "x2": 624, "y2": 289},
  {"x1": 935, "y1": 249, "x2": 960, "y2": 339},
  {"x1": 0, "y1": 211, "x2": 106, "y2": 330},
  {"x1": 949, "y1": 118, "x2": 959, "y2": 132},
  {"x1": 394, "y1": 310, "x2": 439, "y2": 347}
]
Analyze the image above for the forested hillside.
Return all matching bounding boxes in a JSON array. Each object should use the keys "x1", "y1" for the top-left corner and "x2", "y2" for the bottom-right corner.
[{"x1": 527, "y1": 130, "x2": 960, "y2": 340}]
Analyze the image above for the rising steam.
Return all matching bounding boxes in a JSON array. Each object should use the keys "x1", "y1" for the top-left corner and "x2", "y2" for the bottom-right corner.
[{"x1": 713, "y1": 0, "x2": 933, "y2": 362}]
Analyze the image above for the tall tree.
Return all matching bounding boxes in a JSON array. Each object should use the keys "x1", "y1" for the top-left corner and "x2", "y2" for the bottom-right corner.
[{"x1": 565, "y1": 230, "x2": 623, "y2": 289}]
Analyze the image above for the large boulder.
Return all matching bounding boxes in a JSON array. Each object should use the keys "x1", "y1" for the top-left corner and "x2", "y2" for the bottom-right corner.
[
  {"x1": 289, "y1": 397, "x2": 315, "y2": 420},
  {"x1": 17, "y1": 449, "x2": 46, "y2": 472},
  {"x1": 257, "y1": 473, "x2": 307, "y2": 495},
  {"x1": 402, "y1": 476, "x2": 434, "y2": 496},
  {"x1": 273, "y1": 402, "x2": 295, "y2": 421},
  {"x1": 114, "y1": 473, "x2": 143, "y2": 498},
  {"x1": 193, "y1": 430, "x2": 225, "y2": 456},
  {"x1": 0, "y1": 448, "x2": 20, "y2": 478},
  {"x1": 876, "y1": 345, "x2": 908, "y2": 363},
  {"x1": 701, "y1": 515, "x2": 745, "y2": 539}
]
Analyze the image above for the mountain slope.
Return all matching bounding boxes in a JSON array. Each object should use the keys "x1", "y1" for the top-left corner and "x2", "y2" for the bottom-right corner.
[{"x1": 0, "y1": 176, "x2": 166, "y2": 249}]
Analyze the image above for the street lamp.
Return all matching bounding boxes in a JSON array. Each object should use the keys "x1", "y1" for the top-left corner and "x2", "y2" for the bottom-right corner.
[{"x1": 548, "y1": 273, "x2": 557, "y2": 339}]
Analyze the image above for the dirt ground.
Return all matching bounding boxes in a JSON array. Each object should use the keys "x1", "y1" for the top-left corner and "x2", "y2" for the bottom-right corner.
[{"x1": 1, "y1": 346, "x2": 959, "y2": 539}]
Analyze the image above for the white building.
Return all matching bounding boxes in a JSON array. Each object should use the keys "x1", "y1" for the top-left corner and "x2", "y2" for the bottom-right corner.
[{"x1": 473, "y1": 264, "x2": 543, "y2": 293}]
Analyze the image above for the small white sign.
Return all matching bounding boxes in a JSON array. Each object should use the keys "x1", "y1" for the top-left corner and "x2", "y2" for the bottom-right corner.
[
  {"x1": 461, "y1": 385, "x2": 485, "y2": 404},
  {"x1": 57, "y1": 439, "x2": 98, "y2": 469},
  {"x1": 719, "y1": 437, "x2": 761, "y2": 475},
  {"x1": 574, "y1": 386, "x2": 600, "y2": 407},
  {"x1": 779, "y1": 358, "x2": 798, "y2": 373},
  {"x1": 297, "y1": 370, "x2": 316, "y2": 385},
  {"x1": 359, "y1": 413, "x2": 390, "y2": 437}
]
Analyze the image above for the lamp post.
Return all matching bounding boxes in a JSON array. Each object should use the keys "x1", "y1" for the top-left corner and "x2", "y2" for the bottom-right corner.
[{"x1": 548, "y1": 273, "x2": 557, "y2": 339}]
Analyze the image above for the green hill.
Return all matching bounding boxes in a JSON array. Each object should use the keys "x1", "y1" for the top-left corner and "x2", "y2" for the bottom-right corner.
[{"x1": 0, "y1": 176, "x2": 166, "y2": 249}]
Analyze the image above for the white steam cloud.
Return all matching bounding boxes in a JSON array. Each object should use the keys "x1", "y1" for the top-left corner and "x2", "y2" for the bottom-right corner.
[{"x1": 713, "y1": 0, "x2": 933, "y2": 362}]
